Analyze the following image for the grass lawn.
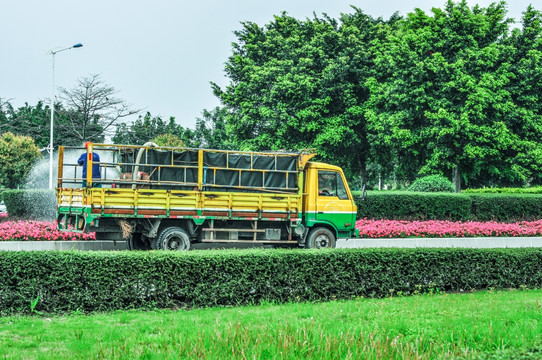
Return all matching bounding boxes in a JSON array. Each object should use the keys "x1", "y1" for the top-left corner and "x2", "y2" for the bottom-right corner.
[{"x1": 1, "y1": 290, "x2": 541, "y2": 359}]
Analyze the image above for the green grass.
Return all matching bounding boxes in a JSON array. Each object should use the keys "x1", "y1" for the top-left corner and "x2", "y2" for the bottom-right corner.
[{"x1": 1, "y1": 290, "x2": 541, "y2": 359}]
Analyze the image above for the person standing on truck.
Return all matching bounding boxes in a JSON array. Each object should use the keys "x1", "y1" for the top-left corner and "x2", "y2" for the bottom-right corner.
[{"x1": 77, "y1": 141, "x2": 101, "y2": 187}]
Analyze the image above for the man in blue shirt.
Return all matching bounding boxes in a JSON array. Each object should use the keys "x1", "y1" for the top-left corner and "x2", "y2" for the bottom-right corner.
[{"x1": 77, "y1": 142, "x2": 101, "y2": 187}]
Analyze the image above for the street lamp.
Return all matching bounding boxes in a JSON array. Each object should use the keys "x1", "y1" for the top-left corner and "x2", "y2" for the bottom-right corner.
[{"x1": 48, "y1": 43, "x2": 83, "y2": 189}]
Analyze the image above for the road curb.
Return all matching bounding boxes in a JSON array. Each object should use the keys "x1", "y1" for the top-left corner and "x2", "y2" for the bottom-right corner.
[{"x1": 0, "y1": 241, "x2": 128, "y2": 251}]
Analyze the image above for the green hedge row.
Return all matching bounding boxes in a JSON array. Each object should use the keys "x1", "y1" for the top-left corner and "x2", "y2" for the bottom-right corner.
[
  {"x1": 0, "y1": 188, "x2": 7, "y2": 202},
  {"x1": 3, "y1": 189, "x2": 542, "y2": 222},
  {"x1": 355, "y1": 191, "x2": 542, "y2": 221},
  {"x1": 1, "y1": 249, "x2": 541, "y2": 315},
  {"x1": 2, "y1": 189, "x2": 56, "y2": 220},
  {"x1": 463, "y1": 186, "x2": 542, "y2": 194},
  {"x1": 355, "y1": 192, "x2": 471, "y2": 220}
]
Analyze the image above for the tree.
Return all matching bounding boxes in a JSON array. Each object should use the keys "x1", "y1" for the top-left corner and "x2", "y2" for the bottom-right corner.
[
  {"x1": 503, "y1": 5, "x2": 542, "y2": 186},
  {"x1": 0, "y1": 100, "x2": 83, "y2": 148},
  {"x1": 212, "y1": 11, "x2": 390, "y2": 187},
  {"x1": 58, "y1": 74, "x2": 140, "y2": 142},
  {"x1": 366, "y1": 1, "x2": 524, "y2": 191},
  {"x1": 0, "y1": 132, "x2": 40, "y2": 188},
  {"x1": 1, "y1": 101, "x2": 55, "y2": 149},
  {"x1": 0, "y1": 98, "x2": 10, "y2": 133},
  {"x1": 151, "y1": 133, "x2": 184, "y2": 147},
  {"x1": 192, "y1": 106, "x2": 235, "y2": 149},
  {"x1": 113, "y1": 112, "x2": 184, "y2": 145}
]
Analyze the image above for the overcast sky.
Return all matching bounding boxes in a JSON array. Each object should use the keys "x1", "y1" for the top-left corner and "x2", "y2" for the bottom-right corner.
[{"x1": 0, "y1": 0, "x2": 534, "y2": 130}]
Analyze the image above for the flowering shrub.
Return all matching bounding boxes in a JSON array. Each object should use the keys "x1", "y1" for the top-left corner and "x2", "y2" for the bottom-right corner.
[
  {"x1": 0, "y1": 213, "x2": 7, "y2": 218},
  {"x1": 356, "y1": 218, "x2": 542, "y2": 238},
  {"x1": 2, "y1": 219, "x2": 542, "y2": 241},
  {"x1": 0, "y1": 221, "x2": 95, "y2": 241}
]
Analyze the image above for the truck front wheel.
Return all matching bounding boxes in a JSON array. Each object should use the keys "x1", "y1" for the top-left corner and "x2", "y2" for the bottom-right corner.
[
  {"x1": 157, "y1": 227, "x2": 191, "y2": 251},
  {"x1": 305, "y1": 227, "x2": 336, "y2": 249}
]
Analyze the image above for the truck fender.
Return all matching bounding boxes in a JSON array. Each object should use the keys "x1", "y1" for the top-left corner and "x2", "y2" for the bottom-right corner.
[{"x1": 306, "y1": 221, "x2": 338, "y2": 238}]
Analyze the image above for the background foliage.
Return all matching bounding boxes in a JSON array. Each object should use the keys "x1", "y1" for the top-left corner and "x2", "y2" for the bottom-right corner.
[
  {"x1": 212, "y1": 1, "x2": 542, "y2": 191},
  {"x1": 2, "y1": 1, "x2": 542, "y2": 192}
]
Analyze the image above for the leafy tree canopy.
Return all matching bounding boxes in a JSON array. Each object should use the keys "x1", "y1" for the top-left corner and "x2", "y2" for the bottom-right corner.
[
  {"x1": 3, "y1": 2, "x2": 542, "y2": 191},
  {"x1": 212, "y1": 10, "x2": 396, "y2": 184},
  {"x1": 213, "y1": 1, "x2": 542, "y2": 190},
  {"x1": 151, "y1": 133, "x2": 184, "y2": 147},
  {"x1": 0, "y1": 132, "x2": 40, "y2": 188},
  {"x1": 192, "y1": 107, "x2": 236, "y2": 150},
  {"x1": 113, "y1": 112, "x2": 182, "y2": 145}
]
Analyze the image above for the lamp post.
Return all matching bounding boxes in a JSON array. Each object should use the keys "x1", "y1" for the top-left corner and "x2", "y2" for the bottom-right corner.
[{"x1": 48, "y1": 43, "x2": 83, "y2": 189}]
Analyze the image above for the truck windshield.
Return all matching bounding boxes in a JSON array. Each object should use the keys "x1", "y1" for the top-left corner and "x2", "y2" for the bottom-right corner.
[{"x1": 318, "y1": 171, "x2": 349, "y2": 200}]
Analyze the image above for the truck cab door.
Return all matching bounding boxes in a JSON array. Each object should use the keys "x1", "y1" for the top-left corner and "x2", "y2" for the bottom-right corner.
[{"x1": 315, "y1": 170, "x2": 356, "y2": 235}]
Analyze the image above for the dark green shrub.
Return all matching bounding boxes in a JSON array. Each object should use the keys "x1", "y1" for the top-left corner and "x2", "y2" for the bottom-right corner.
[
  {"x1": 3, "y1": 190, "x2": 25, "y2": 217},
  {"x1": 408, "y1": 175, "x2": 454, "y2": 193},
  {"x1": 1, "y1": 249, "x2": 541, "y2": 315},
  {"x1": 469, "y1": 194, "x2": 542, "y2": 222},
  {"x1": 464, "y1": 187, "x2": 542, "y2": 194},
  {"x1": 2, "y1": 189, "x2": 56, "y2": 219},
  {"x1": 356, "y1": 191, "x2": 542, "y2": 221},
  {"x1": 356, "y1": 191, "x2": 472, "y2": 220}
]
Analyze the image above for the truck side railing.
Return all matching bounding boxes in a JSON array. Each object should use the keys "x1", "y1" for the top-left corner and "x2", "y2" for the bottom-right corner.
[{"x1": 57, "y1": 144, "x2": 315, "y2": 194}]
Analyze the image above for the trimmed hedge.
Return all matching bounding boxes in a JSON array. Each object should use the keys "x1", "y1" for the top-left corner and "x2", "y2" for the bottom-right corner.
[
  {"x1": 356, "y1": 191, "x2": 472, "y2": 220},
  {"x1": 469, "y1": 194, "x2": 542, "y2": 222},
  {"x1": 1, "y1": 249, "x2": 541, "y2": 315},
  {"x1": 464, "y1": 187, "x2": 542, "y2": 194},
  {"x1": 2, "y1": 189, "x2": 56, "y2": 220},
  {"x1": 356, "y1": 191, "x2": 542, "y2": 221}
]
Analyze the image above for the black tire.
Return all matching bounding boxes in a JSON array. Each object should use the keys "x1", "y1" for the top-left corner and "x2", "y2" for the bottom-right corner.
[
  {"x1": 305, "y1": 227, "x2": 336, "y2": 249},
  {"x1": 128, "y1": 233, "x2": 150, "y2": 250},
  {"x1": 150, "y1": 237, "x2": 160, "y2": 250},
  {"x1": 157, "y1": 227, "x2": 191, "y2": 251}
]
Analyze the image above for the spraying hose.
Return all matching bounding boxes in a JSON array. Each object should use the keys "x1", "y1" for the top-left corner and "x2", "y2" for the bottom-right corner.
[{"x1": 132, "y1": 142, "x2": 158, "y2": 189}]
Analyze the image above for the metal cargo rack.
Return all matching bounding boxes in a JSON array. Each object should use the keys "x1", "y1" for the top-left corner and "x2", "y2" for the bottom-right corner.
[{"x1": 57, "y1": 143, "x2": 316, "y2": 194}]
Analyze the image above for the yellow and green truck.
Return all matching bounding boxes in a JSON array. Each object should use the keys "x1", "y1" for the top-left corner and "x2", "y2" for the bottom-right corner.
[{"x1": 56, "y1": 143, "x2": 358, "y2": 250}]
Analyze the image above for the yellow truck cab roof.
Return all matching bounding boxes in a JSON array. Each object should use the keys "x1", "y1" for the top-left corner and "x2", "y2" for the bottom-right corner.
[{"x1": 306, "y1": 161, "x2": 344, "y2": 172}]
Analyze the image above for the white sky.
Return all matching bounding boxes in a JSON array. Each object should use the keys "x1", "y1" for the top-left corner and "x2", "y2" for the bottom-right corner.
[{"x1": 0, "y1": 0, "x2": 534, "y2": 130}]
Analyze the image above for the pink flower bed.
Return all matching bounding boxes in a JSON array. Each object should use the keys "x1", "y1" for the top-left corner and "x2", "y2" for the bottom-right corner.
[
  {"x1": 356, "y1": 219, "x2": 542, "y2": 238},
  {"x1": 2, "y1": 219, "x2": 541, "y2": 241},
  {"x1": 0, "y1": 213, "x2": 7, "y2": 218},
  {"x1": 0, "y1": 220, "x2": 95, "y2": 241}
]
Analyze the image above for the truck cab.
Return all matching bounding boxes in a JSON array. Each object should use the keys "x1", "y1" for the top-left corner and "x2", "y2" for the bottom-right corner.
[{"x1": 302, "y1": 162, "x2": 358, "y2": 248}]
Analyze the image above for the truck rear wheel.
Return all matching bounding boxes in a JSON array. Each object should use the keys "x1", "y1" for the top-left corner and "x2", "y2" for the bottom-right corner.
[
  {"x1": 157, "y1": 227, "x2": 191, "y2": 251},
  {"x1": 306, "y1": 227, "x2": 336, "y2": 249}
]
